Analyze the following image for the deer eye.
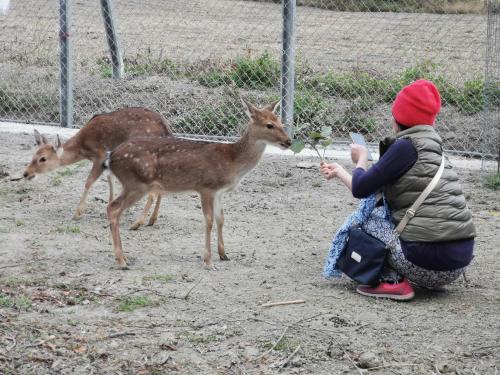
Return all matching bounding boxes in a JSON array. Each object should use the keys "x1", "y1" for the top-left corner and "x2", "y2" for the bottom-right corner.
[
  {"x1": 39, "y1": 157, "x2": 47, "y2": 163},
  {"x1": 266, "y1": 124, "x2": 274, "y2": 129}
]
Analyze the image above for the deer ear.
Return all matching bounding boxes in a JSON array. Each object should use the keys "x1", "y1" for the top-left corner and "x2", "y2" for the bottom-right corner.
[
  {"x1": 34, "y1": 129, "x2": 48, "y2": 145},
  {"x1": 264, "y1": 100, "x2": 280, "y2": 114},
  {"x1": 240, "y1": 97, "x2": 258, "y2": 118},
  {"x1": 54, "y1": 135, "x2": 63, "y2": 157}
]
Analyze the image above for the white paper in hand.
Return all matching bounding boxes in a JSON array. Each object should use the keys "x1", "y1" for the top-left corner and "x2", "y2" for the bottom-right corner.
[{"x1": 0, "y1": 0, "x2": 10, "y2": 15}]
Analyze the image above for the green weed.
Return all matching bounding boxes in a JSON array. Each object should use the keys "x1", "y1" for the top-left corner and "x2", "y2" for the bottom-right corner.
[
  {"x1": 15, "y1": 219, "x2": 25, "y2": 227},
  {"x1": 231, "y1": 52, "x2": 280, "y2": 89},
  {"x1": 116, "y1": 296, "x2": 157, "y2": 312},
  {"x1": 485, "y1": 173, "x2": 500, "y2": 191},
  {"x1": 182, "y1": 332, "x2": 217, "y2": 344},
  {"x1": 264, "y1": 335, "x2": 299, "y2": 352},
  {"x1": 55, "y1": 226, "x2": 81, "y2": 234}
]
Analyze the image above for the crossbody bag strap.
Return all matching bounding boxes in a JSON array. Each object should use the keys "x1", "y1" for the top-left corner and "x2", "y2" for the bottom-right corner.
[{"x1": 394, "y1": 154, "x2": 446, "y2": 235}]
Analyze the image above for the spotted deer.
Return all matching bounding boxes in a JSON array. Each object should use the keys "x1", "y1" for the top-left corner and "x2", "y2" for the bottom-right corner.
[
  {"x1": 23, "y1": 107, "x2": 171, "y2": 227},
  {"x1": 105, "y1": 99, "x2": 292, "y2": 269}
]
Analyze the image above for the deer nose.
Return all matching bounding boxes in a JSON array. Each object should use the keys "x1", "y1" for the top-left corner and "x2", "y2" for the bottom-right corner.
[
  {"x1": 284, "y1": 139, "x2": 292, "y2": 147},
  {"x1": 23, "y1": 171, "x2": 29, "y2": 178}
]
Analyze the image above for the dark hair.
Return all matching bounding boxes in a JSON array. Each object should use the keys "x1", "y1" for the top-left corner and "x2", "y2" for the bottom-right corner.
[{"x1": 395, "y1": 120, "x2": 409, "y2": 132}]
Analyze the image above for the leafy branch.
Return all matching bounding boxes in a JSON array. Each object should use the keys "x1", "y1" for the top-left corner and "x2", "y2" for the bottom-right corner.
[{"x1": 290, "y1": 125, "x2": 333, "y2": 162}]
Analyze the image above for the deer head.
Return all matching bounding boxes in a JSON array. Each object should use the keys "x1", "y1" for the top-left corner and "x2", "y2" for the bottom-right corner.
[
  {"x1": 23, "y1": 130, "x2": 63, "y2": 180},
  {"x1": 241, "y1": 98, "x2": 292, "y2": 149}
]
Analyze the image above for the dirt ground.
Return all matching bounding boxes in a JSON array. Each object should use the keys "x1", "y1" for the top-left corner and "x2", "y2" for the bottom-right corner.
[{"x1": 0, "y1": 131, "x2": 499, "y2": 374}]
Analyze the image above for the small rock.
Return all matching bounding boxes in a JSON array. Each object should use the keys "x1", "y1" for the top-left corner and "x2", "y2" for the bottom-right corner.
[
  {"x1": 244, "y1": 346, "x2": 260, "y2": 358},
  {"x1": 357, "y1": 352, "x2": 382, "y2": 369},
  {"x1": 296, "y1": 161, "x2": 317, "y2": 169},
  {"x1": 291, "y1": 356, "x2": 305, "y2": 367},
  {"x1": 437, "y1": 363, "x2": 456, "y2": 374}
]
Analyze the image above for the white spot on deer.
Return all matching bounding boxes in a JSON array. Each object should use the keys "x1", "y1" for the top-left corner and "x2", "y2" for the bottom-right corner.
[
  {"x1": 146, "y1": 128, "x2": 151, "y2": 134},
  {"x1": 145, "y1": 162, "x2": 149, "y2": 167},
  {"x1": 124, "y1": 153, "x2": 129, "y2": 158}
]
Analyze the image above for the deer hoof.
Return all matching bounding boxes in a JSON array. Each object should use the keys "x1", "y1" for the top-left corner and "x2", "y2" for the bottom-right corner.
[
  {"x1": 219, "y1": 254, "x2": 229, "y2": 261},
  {"x1": 204, "y1": 263, "x2": 217, "y2": 271},
  {"x1": 147, "y1": 219, "x2": 156, "y2": 226},
  {"x1": 129, "y1": 222, "x2": 142, "y2": 231},
  {"x1": 72, "y1": 212, "x2": 82, "y2": 221},
  {"x1": 117, "y1": 260, "x2": 129, "y2": 270}
]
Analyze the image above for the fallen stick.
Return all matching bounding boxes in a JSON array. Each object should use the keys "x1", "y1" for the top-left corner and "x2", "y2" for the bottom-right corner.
[
  {"x1": 278, "y1": 345, "x2": 301, "y2": 370},
  {"x1": 254, "y1": 326, "x2": 289, "y2": 361},
  {"x1": 260, "y1": 300, "x2": 305, "y2": 308},
  {"x1": 106, "y1": 332, "x2": 136, "y2": 339},
  {"x1": 183, "y1": 276, "x2": 203, "y2": 300}
]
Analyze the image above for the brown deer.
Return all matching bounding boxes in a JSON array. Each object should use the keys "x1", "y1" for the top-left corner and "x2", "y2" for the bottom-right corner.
[
  {"x1": 105, "y1": 99, "x2": 292, "y2": 269},
  {"x1": 23, "y1": 107, "x2": 171, "y2": 226}
]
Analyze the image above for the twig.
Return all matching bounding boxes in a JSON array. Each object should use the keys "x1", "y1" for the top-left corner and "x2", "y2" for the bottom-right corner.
[
  {"x1": 106, "y1": 331, "x2": 136, "y2": 339},
  {"x1": 260, "y1": 300, "x2": 305, "y2": 308},
  {"x1": 344, "y1": 351, "x2": 363, "y2": 375},
  {"x1": 0, "y1": 258, "x2": 49, "y2": 270},
  {"x1": 9, "y1": 177, "x2": 22, "y2": 181},
  {"x1": 366, "y1": 363, "x2": 420, "y2": 371},
  {"x1": 183, "y1": 276, "x2": 203, "y2": 300},
  {"x1": 471, "y1": 344, "x2": 500, "y2": 352},
  {"x1": 254, "y1": 326, "x2": 289, "y2": 361},
  {"x1": 278, "y1": 345, "x2": 301, "y2": 370}
]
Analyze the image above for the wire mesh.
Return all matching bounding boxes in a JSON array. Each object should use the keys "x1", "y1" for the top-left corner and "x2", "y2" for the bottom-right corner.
[{"x1": 0, "y1": 0, "x2": 498, "y2": 159}]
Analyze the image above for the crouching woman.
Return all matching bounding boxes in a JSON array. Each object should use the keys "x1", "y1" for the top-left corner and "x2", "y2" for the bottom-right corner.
[{"x1": 321, "y1": 80, "x2": 475, "y2": 301}]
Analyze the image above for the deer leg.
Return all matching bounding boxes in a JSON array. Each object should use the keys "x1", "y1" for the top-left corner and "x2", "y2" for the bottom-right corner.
[
  {"x1": 200, "y1": 192, "x2": 215, "y2": 269},
  {"x1": 107, "y1": 175, "x2": 115, "y2": 202},
  {"x1": 130, "y1": 193, "x2": 155, "y2": 230},
  {"x1": 214, "y1": 192, "x2": 228, "y2": 261},
  {"x1": 73, "y1": 160, "x2": 102, "y2": 220},
  {"x1": 147, "y1": 194, "x2": 162, "y2": 226},
  {"x1": 108, "y1": 190, "x2": 145, "y2": 269}
]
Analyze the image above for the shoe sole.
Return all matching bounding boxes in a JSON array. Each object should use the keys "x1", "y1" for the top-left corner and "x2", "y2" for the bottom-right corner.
[{"x1": 356, "y1": 288, "x2": 415, "y2": 301}]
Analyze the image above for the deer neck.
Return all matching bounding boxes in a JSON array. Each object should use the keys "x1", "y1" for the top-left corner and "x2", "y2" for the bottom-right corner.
[
  {"x1": 59, "y1": 138, "x2": 84, "y2": 167},
  {"x1": 232, "y1": 129, "x2": 266, "y2": 173}
]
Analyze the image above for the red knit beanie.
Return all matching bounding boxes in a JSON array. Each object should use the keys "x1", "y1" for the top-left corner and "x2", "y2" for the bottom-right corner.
[{"x1": 392, "y1": 79, "x2": 441, "y2": 127}]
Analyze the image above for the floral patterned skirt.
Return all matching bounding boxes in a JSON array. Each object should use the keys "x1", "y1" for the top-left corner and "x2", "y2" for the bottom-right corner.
[{"x1": 361, "y1": 207, "x2": 466, "y2": 288}]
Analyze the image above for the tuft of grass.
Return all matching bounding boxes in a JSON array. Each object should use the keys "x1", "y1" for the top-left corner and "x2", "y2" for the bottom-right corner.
[
  {"x1": 264, "y1": 335, "x2": 299, "y2": 352},
  {"x1": 175, "y1": 100, "x2": 244, "y2": 136},
  {"x1": 58, "y1": 168, "x2": 75, "y2": 177},
  {"x1": 97, "y1": 55, "x2": 181, "y2": 79},
  {"x1": 182, "y1": 332, "x2": 217, "y2": 344},
  {"x1": 231, "y1": 52, "x2": 280, "y2": 89},
  {"x1": 294, "y1": 90, "x2": 327, "y2": 124},
  {"x1": 52, "y1": 175, "x2": 63, "y2": 186},
  {"x1": 55, "y1": 226, "x2": 81, "y2": 234},
  {"x1": 485, "y1": 173, "x2": 500, "y2": 190},
  {"x1": 116, "y1": 296, "x2": 157, "y2": 312},
  {"x1": 143, "y1": 274, "x2": 175, "y2": 283},
  {"x1": 0, "y1": 293, "x2": 32, "y2": 310},
  {"x1": 197, "y1": 70, "x2": 232, "y2": 88}
]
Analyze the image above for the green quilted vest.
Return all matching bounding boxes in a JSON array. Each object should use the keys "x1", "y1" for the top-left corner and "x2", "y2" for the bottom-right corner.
[{"x1": 381, "y1": 125, "x2": 476, "y2": 242}]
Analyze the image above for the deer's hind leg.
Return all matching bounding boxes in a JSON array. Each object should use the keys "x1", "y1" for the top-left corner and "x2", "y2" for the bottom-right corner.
[
  {"x1": 147, "y1": 194, "x2": 163, "y2": 226},
  {"x1": 73, "y1": 159, "x2": 103, "y2": 220},
  {"x1": 130, "y1": 193, "x2": 155, "y2": 230},
  {"x1": 214, "y1": 192, "x2": 228, "y2": 261},
  {"x1": 108, "y1": 189, "x2": 145, "y2": 269},
  {"x1": 200, "y1": 191, "x2": 215, "y2": 269}
]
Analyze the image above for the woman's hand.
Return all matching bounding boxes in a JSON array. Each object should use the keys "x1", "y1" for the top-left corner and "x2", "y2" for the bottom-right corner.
[
  {"x1": 320, "y1": 162, "x2": 345, "y2": 180},
  {"x1": 320, "y1": 161, "x2": 353, "y2": 191},
  {"x1": 350, "y1": 144, "x2": 369, "y2": 164}
]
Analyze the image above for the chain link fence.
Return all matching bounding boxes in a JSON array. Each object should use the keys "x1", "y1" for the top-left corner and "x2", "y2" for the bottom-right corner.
[{"x1": 0, "y1": 0, "x2": 498, "y2": 159}]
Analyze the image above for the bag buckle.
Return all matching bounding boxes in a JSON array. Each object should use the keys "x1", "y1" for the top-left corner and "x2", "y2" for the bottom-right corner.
[{"x1": 405, "y1": 209, "x2": 416, "y2": 218}]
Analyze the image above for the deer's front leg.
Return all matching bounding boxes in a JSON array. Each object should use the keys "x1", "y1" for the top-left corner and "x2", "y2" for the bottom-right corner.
[
  {"x1": 200, "y1": 192, "x2": 215, "y2": 269},
  {"x1": 73, "y1": 160, "x2": 102, "y2": 220}
]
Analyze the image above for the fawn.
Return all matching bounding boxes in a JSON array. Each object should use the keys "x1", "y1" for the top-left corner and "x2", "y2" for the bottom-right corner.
[
  {"x1": 23, "y1": 107, "x2": 171, "y2": 226},
  {"x1": 105, "y1": 99, "x2": 292, "y2": 269}
]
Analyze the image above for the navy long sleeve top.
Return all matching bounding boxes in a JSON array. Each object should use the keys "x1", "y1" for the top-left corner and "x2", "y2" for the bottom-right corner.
[{"x1": 350, "y1": 139, "x2": 473, "y2": 271}]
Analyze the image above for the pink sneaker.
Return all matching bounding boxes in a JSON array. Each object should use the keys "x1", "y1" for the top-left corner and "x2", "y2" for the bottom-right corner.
[{"x1": 356, "y1": 278, "x2": 415, "y2": 301}]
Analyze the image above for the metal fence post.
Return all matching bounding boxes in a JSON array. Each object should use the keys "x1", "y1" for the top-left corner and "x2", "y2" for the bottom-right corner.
[
  {"x1": 281, "y1": 0, "x2": 296, "y2": 137},
  {"x1": 484, "y1": 0, "x2": 499, "y2": 171},
  {"x1": 59, "y1": 0, "x2": 73, "y2": 128},
  {"x1": 100, "y1": 0, "x2": 124, "y2": 79}
]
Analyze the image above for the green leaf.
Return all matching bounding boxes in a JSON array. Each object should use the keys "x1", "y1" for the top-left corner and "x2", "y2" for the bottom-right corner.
[
  {"x1": 290, "y1": 139, "x2": 305, "y2": 154},
  {"x1": 308, "y1": 131, "x2": 323, "y2": 141},
  {"x1": 321, "y1": 126, "x2": 332, "y2": 138},
  {"x1": 320, "y1": 139, "x2": 333, "y2": 148}
]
